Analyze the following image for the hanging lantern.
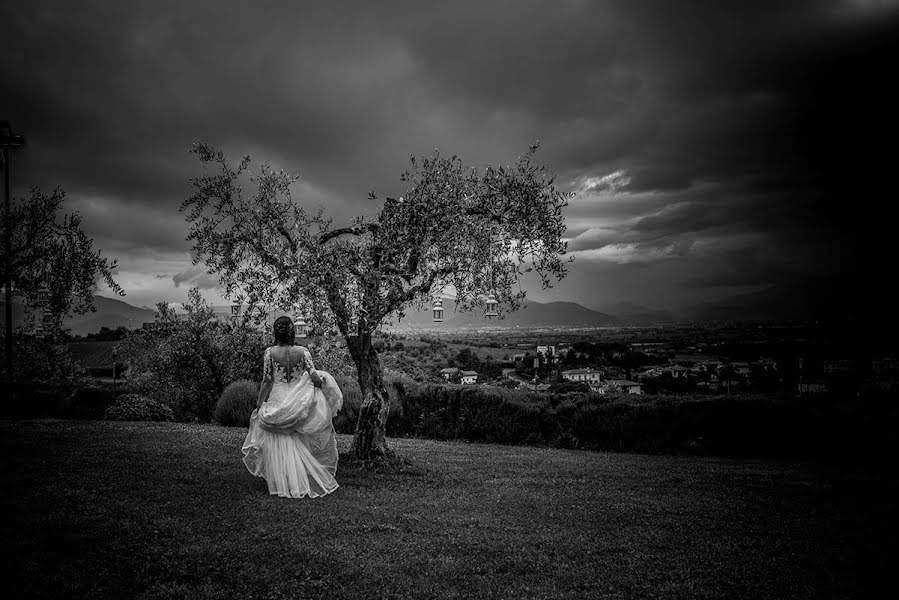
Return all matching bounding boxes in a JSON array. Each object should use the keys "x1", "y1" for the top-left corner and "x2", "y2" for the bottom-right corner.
[
  {"x1": 230, "y1": 303, "x2": 241, "y2": 317},
  {"x1": 432, "y1": 297, "x2": 444, "y2": 323},
  {"x1": 42, "y1": 310, "x2": 54, "y2": 326},
  {"x1": 485, "y1": 293, "x2": 498, "y2": 318},
  {"x1": 34, "y1": 324, "x2": 45, "y2": 338},
  {"x1": 294, "y1": 312, "x2": 308, "y2": 338},
  {"x1": 37, "y1": 284, "x2": 50, "y2": 303}
]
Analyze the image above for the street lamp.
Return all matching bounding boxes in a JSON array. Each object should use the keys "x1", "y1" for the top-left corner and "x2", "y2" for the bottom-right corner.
[{"x1": 2, "y1": 121, "x2": 26, "y2": 384}]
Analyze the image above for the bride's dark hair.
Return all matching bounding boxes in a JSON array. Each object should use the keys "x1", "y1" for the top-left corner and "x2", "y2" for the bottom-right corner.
[{"x1": 273, "y1": 316, "x2": 295, "y2": 345}]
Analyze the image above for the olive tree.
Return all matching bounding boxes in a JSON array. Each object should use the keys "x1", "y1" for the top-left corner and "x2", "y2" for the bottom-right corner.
[
  {"x1": 1, "y1": 186, "x2": 122, "y2": 380},
  {"x1": 181, "y1": 142, "x2": 570, "y2": 458}
]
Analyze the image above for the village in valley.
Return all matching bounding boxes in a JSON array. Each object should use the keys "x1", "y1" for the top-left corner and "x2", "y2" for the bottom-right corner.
[{"x1": 378, "y1": 319, "x2": 898, "y2": 399}]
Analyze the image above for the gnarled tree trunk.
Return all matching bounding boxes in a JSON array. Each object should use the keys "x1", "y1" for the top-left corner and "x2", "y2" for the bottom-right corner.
[{"x1": 347, "y1": 332, "x2": 392, "y2": 458}]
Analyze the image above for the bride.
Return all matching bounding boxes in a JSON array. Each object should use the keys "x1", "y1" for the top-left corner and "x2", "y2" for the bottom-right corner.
[{"x1": 242, "y1": 316, "x2": 343, "y2": 498}]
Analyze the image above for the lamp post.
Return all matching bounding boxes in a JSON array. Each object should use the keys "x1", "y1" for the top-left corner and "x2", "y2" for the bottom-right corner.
[
  {"x1": 2, "y1": 121, "x2": 26, "y2": 384},
  {"x1": 112, "y1": 345, "x2": 118, "y2": 394}
]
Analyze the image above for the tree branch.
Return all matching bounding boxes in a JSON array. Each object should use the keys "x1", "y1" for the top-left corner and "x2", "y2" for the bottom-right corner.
[{"x1": 318, "y1": 223, "x2": 380, "y2": 245}]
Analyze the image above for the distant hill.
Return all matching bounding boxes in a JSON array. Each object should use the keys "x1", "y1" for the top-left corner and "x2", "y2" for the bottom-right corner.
[
  {"x1": 597, "y1": 301, "x2": 676, "y2": 324},
  {"x1": 386, "y1": 298, "x2": 619, "y2": 330},
  {"x1": 64, "y1": 296, "x2": 157, "y2": 335},
  {"x1": 1, "y1": 295, "x2": 156, "y2": 336},
  {"x1": 678, "y1": 281, "x2": 866, "y2": 324}
]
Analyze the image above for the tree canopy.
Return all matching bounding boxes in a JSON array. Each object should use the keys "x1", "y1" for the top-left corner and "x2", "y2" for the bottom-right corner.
[
  {"x1": 183, "y1": 142, "x2": 569, "y2": 333},
  {"x1": 2, "y1": 187, "x2": 122, "y2": 332},
  {"x1": 182, "y1": 141, "x2": 572, "y2": 457}
]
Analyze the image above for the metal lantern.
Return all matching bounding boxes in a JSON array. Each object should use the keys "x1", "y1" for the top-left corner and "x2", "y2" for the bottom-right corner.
[
  {"x1": 37, "y1": 284, "x2": 50, "y2": 303},
  {"x1": 485, "y1": 293, "x2": 498, "y2": 318},
  {"x1": 34, "y1": 324, "x2": 45, "y2": 338},
  {"x1": 294, "y1": 313, "x2": 308, "y2": 338},
  {"x1": 230, "y1": 303, "x2": 241, "y2": 317},
  {"x1": 41, "y1": 310, "x2": 53, "y2": 326},
  {"x1": 432, "y1": 297, "x2": 444, "y2": 323}
]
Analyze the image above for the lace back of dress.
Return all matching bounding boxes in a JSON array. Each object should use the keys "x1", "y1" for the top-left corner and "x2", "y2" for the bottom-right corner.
[{"x1": 271, "y1": 346, "x2": 303, "y2": 384}]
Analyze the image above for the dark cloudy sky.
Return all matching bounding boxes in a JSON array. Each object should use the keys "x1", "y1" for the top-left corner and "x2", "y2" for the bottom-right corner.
[{"x1": 2, "y1": 0, "x2": 897, "y2": 311}]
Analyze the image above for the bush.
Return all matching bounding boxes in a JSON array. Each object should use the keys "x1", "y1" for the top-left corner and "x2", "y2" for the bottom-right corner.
[
  {"x1": 377, "y1": 385, "x2": 898, "y2": 459},
  {"x1": 63, "y1": 385, "x2": 119, "y2": 419},
  {"x1": 104, "y1": 394, "x2": 175, "y2": 422},
  {"x1": 214, "y1": 380, "x2": 259, "y2": 426},
  {"x1": 0, "y1": 335, "x2": 88, "y2": 387},
  {"x1": 119, "y1": 289, "x2": 267, "y2": 422}
]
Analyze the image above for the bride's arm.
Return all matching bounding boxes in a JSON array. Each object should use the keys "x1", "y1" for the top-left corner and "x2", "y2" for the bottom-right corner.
[
  {"x1": 257, "y1": 348, "x2": 274, "y2": 408},
  {"x1": 302, "y1": 347, "x2": 324, "y2": 387}
]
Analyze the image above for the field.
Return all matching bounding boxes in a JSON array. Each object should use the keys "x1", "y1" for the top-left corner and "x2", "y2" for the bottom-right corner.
[{"x1": 1, "y1": 420, "x2": 888, "y2": 599}]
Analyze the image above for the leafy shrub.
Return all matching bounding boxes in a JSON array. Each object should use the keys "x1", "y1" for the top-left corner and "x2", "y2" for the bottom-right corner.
[
  {"x1": 119, "y1": 289, "x2": 267, "y2": 422},
  {"x1": 0, "y1": 334, "x2": 88, "y2": 386},
  {"x1": 332, "y1": 374, "x2": 362, "y2": 434},
  {"x1": 63, "y1": 385, "x2": 119, "y2": 419},
  {"x1": 377, "y1": 385, "x2": 897, "y2": 459},
  {"x1": 104, "y1": 394, "x2": 175, "y2": 422},
  {"x1": 214, "y1": 379, "x2": 259, "y2": 426}
]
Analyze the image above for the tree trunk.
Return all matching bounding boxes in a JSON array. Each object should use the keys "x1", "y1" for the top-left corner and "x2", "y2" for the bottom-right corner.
[{"x1": 348, "y1": 332, "x2": 392, "y2": 458}]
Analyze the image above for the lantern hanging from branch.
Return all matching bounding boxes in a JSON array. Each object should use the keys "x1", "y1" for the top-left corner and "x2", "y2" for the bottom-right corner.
[
  {"x1": 230, "y1": 303, "x2": 241, "y2": 317},
  {"x1": 37, "y1": 284, "x2": 50, "y2": 304},
  {"x1": 432, "y1": 297, "x2": 444, "y2": 323},
  {"x1": 485, "y1": 293, "x2": 498, "y2": 318},
  {"x1": 294, "y1": 310, "x2": 309, "y2": 338}
]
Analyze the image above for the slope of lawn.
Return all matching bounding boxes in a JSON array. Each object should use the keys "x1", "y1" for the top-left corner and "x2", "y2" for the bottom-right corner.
[{"x1": 0, "y1": 420, "x2": 889, "y2": 599}]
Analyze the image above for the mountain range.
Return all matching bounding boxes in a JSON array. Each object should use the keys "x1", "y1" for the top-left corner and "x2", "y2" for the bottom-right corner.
[
  {"x1": 0, "y1": 280, "x2": 871, "y2": 336},
  {"x1": 1, "y1": 295, "x2": 156, "y2": 336},
  {"x1": 385, "y1": 299, "x2": 619, "y2": 330}
]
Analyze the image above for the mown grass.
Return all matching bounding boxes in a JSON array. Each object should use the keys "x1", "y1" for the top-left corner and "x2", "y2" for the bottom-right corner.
[{"x1": 0, "y1": 420, "x2": 889, "y2": 599}]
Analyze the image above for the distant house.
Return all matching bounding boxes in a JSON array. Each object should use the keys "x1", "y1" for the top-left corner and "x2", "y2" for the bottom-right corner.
[
  {"x1": 460, "y1": 370, "x2": 478, "y2": 385},
  {"x1": 636, "y1": 368, "x2": 659, "y2": 380},
  {"x1": 824, "y1": 360, "x2": 852, "y2": 374},
  {"x1": 757, "y1": 358, "x2": 778, "y2": 372},
  {"x1": 440, "y1": 367, "x2": 460, "y2": 381},
  {"x1": 536, "y1": 345, "x2": 556, "y2": 358},
  {"x1": 798, "y1": 380, "x2": 827, "y2": 394},
  {"x1": 562, "y1": 368, "x2": 602, "y2": 384},
  {"x1": 668, "y1": 365, "x2": 691, "y2": 378},
  {"x1": 732, "y1": 362, "x2": 751, "y2": 376},
  {"x1": 605, "y1": 379, "x2": 642, "y2": 395},
  {"x1": 501, "y1": 368, "x2": 517, "y2": 379}
]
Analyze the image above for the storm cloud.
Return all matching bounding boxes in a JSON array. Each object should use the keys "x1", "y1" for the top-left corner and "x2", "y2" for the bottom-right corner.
[{"x1": 2, "y1": 0, "x2": 895, "y2": 309}]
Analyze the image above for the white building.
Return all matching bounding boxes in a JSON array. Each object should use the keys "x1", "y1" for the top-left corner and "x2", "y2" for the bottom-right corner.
[
  {"x1": 562, "y1": 368, "x2": 602, "y2": 384},
  {"x1": 460, "y1": 370, "x2": 478, "y2": 385},
  {"x1": 440, "y1": 367, "x2": 460, "y2": 381}
]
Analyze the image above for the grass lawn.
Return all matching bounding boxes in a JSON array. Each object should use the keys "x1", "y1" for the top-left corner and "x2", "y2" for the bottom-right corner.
[{"x1": 1, "y1": 420, "x2": 889, "y2": 599}]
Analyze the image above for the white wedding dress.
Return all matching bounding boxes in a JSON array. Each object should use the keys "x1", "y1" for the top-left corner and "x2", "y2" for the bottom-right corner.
[{"x1": 242, "y1": 346, "x2": 343, "y2": 498}]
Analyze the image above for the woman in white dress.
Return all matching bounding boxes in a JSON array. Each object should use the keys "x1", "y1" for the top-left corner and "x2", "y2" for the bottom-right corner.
[{"x1": 242, "y1": 316, "x2": 343, "y2": 498}]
